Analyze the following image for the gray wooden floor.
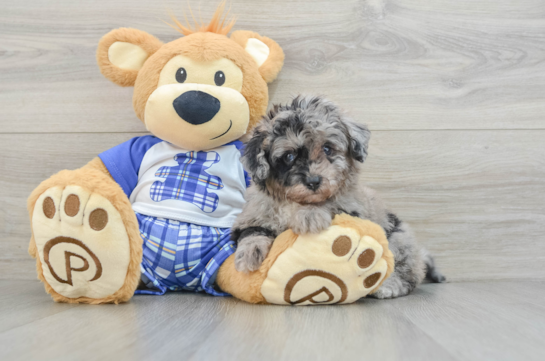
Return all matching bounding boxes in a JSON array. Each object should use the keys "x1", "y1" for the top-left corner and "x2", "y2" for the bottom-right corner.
[{"x1": 0, "y1": 279, "x2": 543, "y2": 361}]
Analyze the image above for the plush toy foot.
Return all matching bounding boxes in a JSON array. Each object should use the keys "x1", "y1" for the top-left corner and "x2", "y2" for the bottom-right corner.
[
  {"x1": 217, "y1": 214, "x2": 395, "y2": 305},
  {"x1": 28, "y1": 166, "x2": 142, "y2": 304},
  {"x1": 262, "y1": 225, "x2": 389, "y2": 305}
]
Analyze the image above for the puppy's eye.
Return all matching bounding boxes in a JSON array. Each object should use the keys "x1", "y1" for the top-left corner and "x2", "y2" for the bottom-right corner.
[
  {"x1": 323, "y1": 145, "x2": 332, "y2": 156},
  {"x1": 283, "y1": 152, "x2": 296, "y2": 165},
  {"x1": 214, "y1": 71, "x2": 225, "y2": 86},
  {"x1": 176, "y1": 68, "x2": 187, "y2": 83}
]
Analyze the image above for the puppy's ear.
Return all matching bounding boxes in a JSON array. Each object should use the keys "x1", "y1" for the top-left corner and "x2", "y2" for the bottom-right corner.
[
  {"x1": 345, "y1": 120, "x2": 371, "y2": 163},
  {"x1": 242, "y1": 124, "x2": 270, "y2": 185}
]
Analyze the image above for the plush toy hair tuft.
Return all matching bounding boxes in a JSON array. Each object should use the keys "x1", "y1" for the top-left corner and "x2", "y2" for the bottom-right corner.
[{"x1": 167, "y1": 1, "x2": 236, "y2": 36}]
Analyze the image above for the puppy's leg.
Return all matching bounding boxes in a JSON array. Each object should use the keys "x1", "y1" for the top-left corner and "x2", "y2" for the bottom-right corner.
[
  {"x1": 232, "y1": 227, "x2": 276, "y2": 273},
  {"x1": 235, "y1": 235, "x2": 274, "y2": 273},
  {"x1": 290, "y1": 206, "x2": 332, "y2": 235},
  {"x1": 371, "y1": 214, "x2": 426, "y2": 299}
]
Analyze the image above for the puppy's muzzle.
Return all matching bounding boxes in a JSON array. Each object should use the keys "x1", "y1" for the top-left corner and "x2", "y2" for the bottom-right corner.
[
  {"x1": 305, "y1": 175, "x2": 322, "y2": 191},
  {"x1": 173, "y1": 90, "x2": 220, "y2": 125}
]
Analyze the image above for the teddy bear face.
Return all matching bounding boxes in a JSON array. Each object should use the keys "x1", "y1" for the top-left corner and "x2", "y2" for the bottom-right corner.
[
  {"x1": 97, "y1": 20, "x2": 284, "y2": 151},
  {"x1": 145, "y1": 54, "x2": 248, "y2": 150},
  {"x1": 132, "y1": 32, "x2": 267, "y2": 150}
]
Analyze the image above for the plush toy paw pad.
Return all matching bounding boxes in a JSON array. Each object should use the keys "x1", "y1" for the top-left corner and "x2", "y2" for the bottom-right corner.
[
  {"x1": 41, "y1": 193, "x2": 109, "y2": 231},
  {"x1": 32, "y1": 186, "x2": 130, "y2": 299},
  {"x1": 261, "y1": 226, "x2": 388, "y2": 305},
  {"x1": 330, "y1": 234, "x2": 385, "y2": 290}
]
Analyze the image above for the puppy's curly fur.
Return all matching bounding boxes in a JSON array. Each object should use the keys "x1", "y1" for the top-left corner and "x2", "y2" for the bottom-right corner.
[{"x1": 232, "y1": 95, "x2": 445, "y2": 298}]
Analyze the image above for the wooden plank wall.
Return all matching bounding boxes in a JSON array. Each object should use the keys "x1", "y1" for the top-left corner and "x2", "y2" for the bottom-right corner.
[{"x1": 1, "y1": 0, "x2": 544, "y2": 281}]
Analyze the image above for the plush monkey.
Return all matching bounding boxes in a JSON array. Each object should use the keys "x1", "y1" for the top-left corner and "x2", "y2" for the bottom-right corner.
[{"x1": 27, "y1": 4, "x2": 394, "y2": 305}]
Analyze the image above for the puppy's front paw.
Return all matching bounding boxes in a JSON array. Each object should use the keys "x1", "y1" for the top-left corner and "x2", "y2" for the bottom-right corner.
[
  {"x1": 370, "y1": 277, "x2": 410, "y2": 299},
  {"x1": 292, "y1": 208, "x2": 332, "y2": 234},
  {"x1": 235, "y1": 236, "x2": 272, "y2": 273}
]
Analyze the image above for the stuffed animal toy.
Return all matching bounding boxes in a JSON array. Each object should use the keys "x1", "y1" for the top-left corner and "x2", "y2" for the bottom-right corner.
[{"x1": 27, "y1": 4, "x2": 394, "y2": 305}]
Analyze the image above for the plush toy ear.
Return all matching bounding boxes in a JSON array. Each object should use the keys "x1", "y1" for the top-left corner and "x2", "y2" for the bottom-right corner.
[
  {"x1": 230, "y1": 30, "x2": 285, "y2": 83},
  {"x1": 345, "y1": 119, "x2": 371, "y2": 163},
  {"x1": 97, "y1": 28, "x2": 163, "y2": 87}
]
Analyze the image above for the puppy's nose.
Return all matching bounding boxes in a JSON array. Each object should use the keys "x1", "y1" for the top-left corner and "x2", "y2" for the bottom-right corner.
[
  {"x1": 305, "y1": 175, "x2": 322, "y2": 191},
  {"x1": 172, "y1": 90, "x2": 220, "y2": 125}
]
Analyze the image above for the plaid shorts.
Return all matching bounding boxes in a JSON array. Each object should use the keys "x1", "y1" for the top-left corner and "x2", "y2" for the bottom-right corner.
[{"x1": 134, "y1": 213, "x2": 235, "y2": 296}]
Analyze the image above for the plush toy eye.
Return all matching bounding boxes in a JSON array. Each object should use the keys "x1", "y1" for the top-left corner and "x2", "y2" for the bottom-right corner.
[
  {"x1": 283, "y1": 152, "x2": 296, "y2": 165},
  {"x1": 323, "y1": 145, "x2": 332, "y2": 156},
  {"x1": 176, "y1": 68, "x2": 187, "y2": 83},
  {"x1": 214, "y1": 71, "x2": 225, "y2": 86}
]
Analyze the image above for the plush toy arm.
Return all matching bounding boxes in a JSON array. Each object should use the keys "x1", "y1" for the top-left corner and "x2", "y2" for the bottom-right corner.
[{"x1": 218, "y1": 214, "x2": 395, "y2": 305}]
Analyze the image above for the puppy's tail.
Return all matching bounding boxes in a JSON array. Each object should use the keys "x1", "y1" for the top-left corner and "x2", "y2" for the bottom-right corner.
[{"x1": 420, "y1": 248, "x2": 446, "y2": 283}]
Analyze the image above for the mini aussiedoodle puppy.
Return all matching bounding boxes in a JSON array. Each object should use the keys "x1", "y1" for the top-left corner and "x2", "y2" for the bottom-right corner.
[{"x1": 231, "y1": 95, "x2": 445, "y2": 298}]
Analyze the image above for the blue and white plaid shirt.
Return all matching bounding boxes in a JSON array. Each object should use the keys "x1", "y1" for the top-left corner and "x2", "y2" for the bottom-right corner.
[
  {"x1": 100, "y1": 136, "x2": 250, "y2": 228},
  {"x1": 150, "y1": 151, "x2": 224, "y2": 213}
]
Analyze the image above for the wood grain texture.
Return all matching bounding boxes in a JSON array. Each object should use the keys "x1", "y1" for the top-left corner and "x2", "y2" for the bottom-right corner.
[
  {"x1": 0, "y1": 279, "x2": 77, "y2": 333},
  {"x1": 1, "y1": 0, "x2": 545, "y2": 132},
  {"x1": 389, "y1": 280, "x2": 545, "y2": 361},
  {"x1": 1, "y1": 131, "x2": 544, "y2": 281},
  {"x1": 1, "y1": 280, "x2": 545, "y2": 361},
  {"x1": 1, "y1": 1, "x2": 545, "y2": 282}
]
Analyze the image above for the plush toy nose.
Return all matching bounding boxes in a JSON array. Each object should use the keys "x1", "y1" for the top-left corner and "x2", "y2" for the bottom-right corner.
[
  {"x1": 172, "y1": 91, "x2": 221, "y2": 125},
  {"x1": 305, "y1": 175, "x2": 322, "y2": 191}
]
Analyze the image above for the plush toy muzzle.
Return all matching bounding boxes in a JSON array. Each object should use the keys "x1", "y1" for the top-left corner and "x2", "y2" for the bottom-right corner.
[{"x1": 145, "y1": 82, "x2": 250, "y2": 151}]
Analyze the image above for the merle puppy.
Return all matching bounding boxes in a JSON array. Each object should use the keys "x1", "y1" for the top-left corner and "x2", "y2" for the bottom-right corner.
[{"x1": 231, "y1": 95, "x2": 445, "y2": 298}]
